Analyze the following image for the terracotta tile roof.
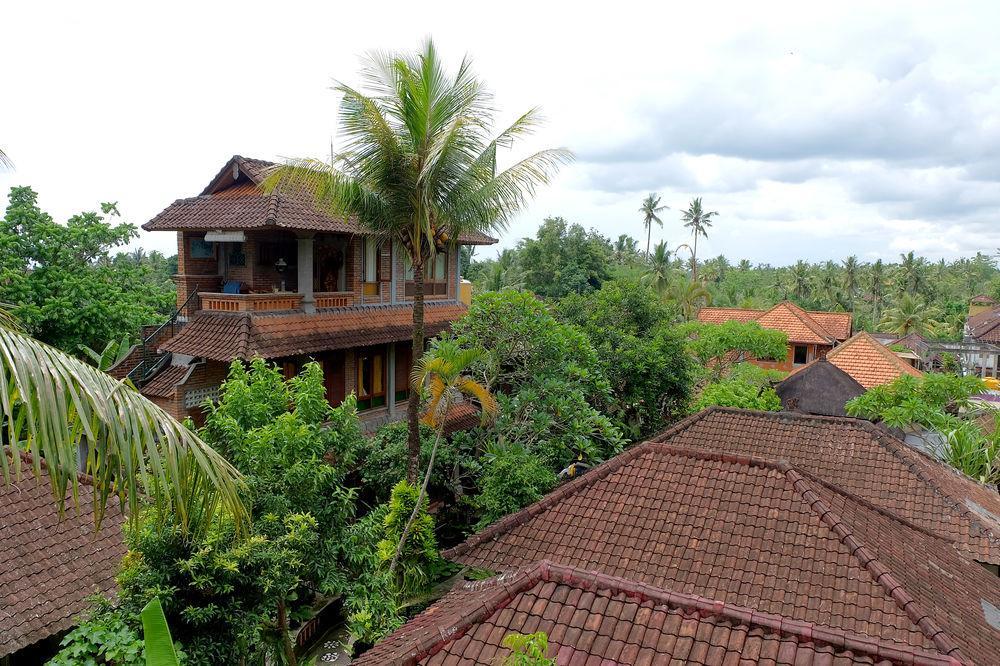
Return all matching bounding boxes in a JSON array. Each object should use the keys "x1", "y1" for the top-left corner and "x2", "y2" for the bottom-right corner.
[
  {"x1": 651, "y1": 408, "x2": 1000, "y2": 565},
  {"x1": 159, "y1": 301, "x2": 468, "y2": 361},
  {"x1": 1, "y1": 451, "x2": 126, "y2": 657},
  {"x1": 697, "y1": 301, "x2": 852, "y2": 344},
  {"x1": 143, "y1": 156, "x2": 498, "y2": 245},
  {"x1": 967, "y1": 306, "x2": 1000, "y2": 343},
  {"x1": 443, "y1": 441, "x2": 1000, "y2": 664},
  {"x1": 139, "y1": 364, "x2": 192, "y2": 398},
  {"x1": 356, "y1": 561, "x2": 964, "y2": 666},
  {"x1": 971, "y1": 294, "x2": 997, "y2": 306},
  {"x1": 820, "y1": 332, "x2": 923, "y2": 389}
]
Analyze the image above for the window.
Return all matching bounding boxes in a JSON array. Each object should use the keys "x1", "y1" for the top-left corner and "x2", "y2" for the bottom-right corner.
[
  {"x1": 257, "y1": 239, "x2": 297, "y2": 267},
  {"x1": 793, "y1": 345, "x2": 808, "y2": 365},
  {"x1": 404, "y1": 250, "x2": 449, "y2": 296},
  {"x1": 357, "y1": 347, "x2": 386, "y2": 411},
  {"x1": 361, "y1": 238, "x2": 381, "y2": 283}
]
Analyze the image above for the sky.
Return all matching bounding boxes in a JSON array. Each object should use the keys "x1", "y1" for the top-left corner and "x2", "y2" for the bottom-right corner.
[{"x1": 2, "y1": 1, "x2": 999, "y2": 266}]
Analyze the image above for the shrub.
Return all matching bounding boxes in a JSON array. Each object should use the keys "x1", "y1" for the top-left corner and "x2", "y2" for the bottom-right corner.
[
  {"x1": 693, "y1": 363, "x2": 783, "y2": 412},
  {"x1": 359, "y1": 421, "x2": 456, "y2": 503},
  {"x1": 473, "y1": 447, "x2": 557, "y2": 530},
  {"x1": 377, "y1": 481, "x2": 443, "y2": 599}
]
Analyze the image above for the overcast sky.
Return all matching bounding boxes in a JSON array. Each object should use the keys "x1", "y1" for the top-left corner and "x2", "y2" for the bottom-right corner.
[{"x1": 2, "y1": 1, "x2": 999, "y2": 265}]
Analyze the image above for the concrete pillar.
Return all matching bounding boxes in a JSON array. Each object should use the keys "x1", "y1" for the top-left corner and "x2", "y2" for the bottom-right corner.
[
  {"x1": 297, "y1": 234, "x2": 315, "y2": 313},
  {"x1": 388, "y1": 343, "x2": 397, "y2": 417}
]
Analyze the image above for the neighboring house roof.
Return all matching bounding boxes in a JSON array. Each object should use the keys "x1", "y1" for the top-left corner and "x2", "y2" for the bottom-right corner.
[
  {"x1": 443, "y1": 442, "x2": 1000, "y2": 664},
  {"x1": 158, "y1": 301, "x2": 467, "y2": 361},
  {"x1": 815, "y1": 331, "x2": 923, "y2": 389},
  {"x1": 775, "y1": 357, "x2": 865, "y2": 416},
  {"x1": 966, "y1": 305, "x2": 1000, "y2": 343},
  {"x1": 1, "y1": 452, "x2": 126, "y2": 657},
  {"x1": 140, "y1": 363, "x2": 192, "y2": 398},
  {"x1": 143, "y1": 155, "x2": 497, "y2": 245},
  {"x1": 355, "y1": 561, "x2": 963, "y2": 666},
  {"x1": 649, "y1": 408, "x2": 1000, "y2": 565},
  {"x1": 697, "y1": 301, "x2": 852, "y2": 345},
  {"x1": 971, "y1": 294, "x2": 997, "y2": 306}
]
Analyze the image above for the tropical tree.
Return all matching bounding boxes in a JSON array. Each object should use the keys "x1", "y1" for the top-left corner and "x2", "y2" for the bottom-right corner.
[
  {"x1": 639, "y1": 193, "x2": 668, "y2": 259},
  {"x1": 680, "y1": 197, "x2": 717, "y2": 281},
  {"x1": 897, "y1": 251, "x2": 928, "y2": 295},
  {"x1": 389, "y1": 340, "x2": 497, "y2": 574},
  {"x1": 842, "y1": 255, "x2": 859, "y2": 307},
  {"x1": 613, "y1": 234, "x2": 640, "y2": 266},
  {"x1": 879, "y1": 294, "x2": 944, "y2": 336},
  {"x1": 0, "y1": 312, "x2": 247, "y2": 534},
  {"x1": 642, "y1": 241, "x2": 672, "y2": 294},
  {"x1": 264, "y1": 41, "x2": 570, "y2": 482},
  {"x1": 669, "y1": 279, "x2": 712, "y2": 321},
  {"x1": 788, "y1": 260, "x2": 812, "y2": 300},
  {"x1": 868, "y1": 259, "x2": 886, "y2": 323}
]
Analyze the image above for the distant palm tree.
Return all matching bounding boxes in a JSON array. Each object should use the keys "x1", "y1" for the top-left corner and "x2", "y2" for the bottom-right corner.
[
  {"x1": 868, "y1": 259, "x2": 886, "y2": 323},
  {"x1": 788, "y1": 260, "x2": 812, "y2": 299},
  {"x1": 842, "y1": 255, "x2": 859, "y2": 307},
  {"x1": 669, "y1": 279, "x2": 712, "y2": 321},
  {"x1": 880, "y1": 294, "x2": 944, "y2": 336},
  {"x1": 737, "y1": 259, "x2": 752, "y2": 272},
  {"x1": 680, "y1": 198, "x2": 717, "y2": 282},
  {"x1": 642, "y1": 241, "x2": 672, "y2": 294},
  {"x1": 263, "y1": 41, "x2": 570, "y2": 482},
  {"x1": 898, "y1": 251, "x2": 928, "y2": 295},
  {"x1": 639, "y1": 194, "x2": 668, "y2": 260},
  {"x1": 613, "y1": 234, "x2": 640, "y2": 266}
]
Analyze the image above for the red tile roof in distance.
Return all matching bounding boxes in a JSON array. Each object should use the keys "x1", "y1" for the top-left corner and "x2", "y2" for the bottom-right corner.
[
  {"x1": 820, "y1": 331, "x2": 923, "y2": 389},
  {"x1": 143, "y1": 156, "x2": 498, "y2": 245},
  {"x1": 1, "y1": 452, "x2": 126, "y2": 657},
  {"x1": 651, "y1": 408, "x2": 1000, "y2": 565},
  {"x1": 697, "y1": 301, "x2": 852, "y2": 344},
  {"x1": 967, "y1": 306, "x2": 1000, "y2": 343},
  {"x1": 356, "y1": 560, "x2": 966, "y2": 666},
  {"x1": 159, "y1": 301, "x2": 468, "y2": 361},
  {"x1": 443, "y1": 439, "x2": 1000, "y2": 664}
]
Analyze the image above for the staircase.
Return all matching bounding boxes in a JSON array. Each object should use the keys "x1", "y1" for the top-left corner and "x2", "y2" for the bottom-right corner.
[{"x1": 125, "y1": 288, "x2": 201, "y2": 387}]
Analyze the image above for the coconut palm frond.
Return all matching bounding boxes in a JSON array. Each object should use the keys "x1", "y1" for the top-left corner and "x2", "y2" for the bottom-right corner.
[{"x1": 0, "y1": 324, "x2": 247, "y2": 534}]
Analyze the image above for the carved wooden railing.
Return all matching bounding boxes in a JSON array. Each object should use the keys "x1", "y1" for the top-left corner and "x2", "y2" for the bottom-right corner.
[
  {"x1": 200, "y1": 292, "x2": 304, "y2": 312},
  {"x1": 315, "y1": 291, "x2": 354, "y2": 309}
]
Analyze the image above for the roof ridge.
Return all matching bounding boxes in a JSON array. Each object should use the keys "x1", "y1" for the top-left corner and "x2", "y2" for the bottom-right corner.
[
  {"x1": 394, "y1": 560, "x2": 961, "y2": 666},
  {"x1": 830, "y1": 331, "x2": 922, "y2": 376},
  {"x1": 772, "y1": 300, "x2": 836, "y2": 343},
  {"x1": 782, "y1": 467, "x2": 967, "y2": 662}
]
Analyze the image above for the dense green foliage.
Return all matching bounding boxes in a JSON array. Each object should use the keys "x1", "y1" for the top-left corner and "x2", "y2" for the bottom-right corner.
[
  {"x1": 377, "y1": 480, "x2": 443, "y2": 598},
  {"x1": 693, "y1": 363, "x2": 783, "y2": 412},
  {"x1": 357, "y1": 421, "x2": 455, "y2": 503},
  {"x1": 0, "y1": 186, "x2": 175, "y2": 354},
  {"x1": 473, "y1": 446, "x2": 557, "y2": 530},
  {"x1": 50, "y1": 597, "x2": 147, "y2": 666},
  {"x1": 558, "y1": 280, "x2": 692, "y2": 437},
  {"x1": 846, "y1": 374, "x2": 999, "y2": 482},
  {"x1": 681, "y1": 320, "x2": 789, "y2": 382}
]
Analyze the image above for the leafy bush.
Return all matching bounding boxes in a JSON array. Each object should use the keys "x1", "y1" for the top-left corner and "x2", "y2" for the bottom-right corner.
[
  {"x1": 343, "y1": 505, "x2": 405, "y2": 647},
  {"x1": 50, "y1": 597, "x2": 147, "y2": 665},
  {"x1": 845, "y1": 373, "x2": 985, "y2": 429},
  {"x1": 681, "y1": 320, "x2": 789, "y2": 381},
  {"x1": 377, "y1": 480, "x2": 443, "y2": 599},
  {"x1": 359, "y1": 421, "x2": 456, "y2": 503},
  {"x1": 501, "y1": 632, "x2": 556, "y2": 665},
  {"x1": 693, "y1": 363, "x2": 782, "y2": 412},
  {"x1": 473, "y1": 447, "x2": 557, "y2": 530}
]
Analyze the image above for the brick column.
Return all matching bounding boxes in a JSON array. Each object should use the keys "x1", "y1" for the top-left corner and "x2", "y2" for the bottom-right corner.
[{"x1": 297, "y1": 234, "x2": 315, "y2": 313}]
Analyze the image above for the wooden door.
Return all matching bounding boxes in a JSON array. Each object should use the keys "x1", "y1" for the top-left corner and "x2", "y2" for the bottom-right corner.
[{"x1": 323, "y1": 352, "x2": 346, "y2": 407}]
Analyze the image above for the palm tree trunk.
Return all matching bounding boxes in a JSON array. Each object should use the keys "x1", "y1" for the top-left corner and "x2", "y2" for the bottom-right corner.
[
  {"x1": 406, "y1": 258, "x2": 425, "y2": 484},
  {"x1": 390, "y1": 397, "x2": 447, "y2": 575},
  {"x1": 691, "y1": 234, "x2": 699, "y2": 282},
  {"x1": 646, "y1": 223, "x2": 651, "y2": 260}
]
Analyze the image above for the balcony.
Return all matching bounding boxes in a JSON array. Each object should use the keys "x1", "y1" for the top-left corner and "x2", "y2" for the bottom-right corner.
[{"x1": 201, "y1": 292, "x2": 304, "y2": 313}]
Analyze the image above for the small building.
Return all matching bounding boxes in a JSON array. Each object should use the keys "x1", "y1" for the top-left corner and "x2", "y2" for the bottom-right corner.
[
  {"x1": 970, "y1": 294, "x2": 998, "y2": 318},
  {"x1": 819, "y1": 330, "x2": 923, "y2": 389},
  {"x1": 110, "y1": 156, "x2": 496, "y2": 427},
  {"x1": 697, "y1": 301, "x2": 852, "y2": 371},
  {"x1": 1, "y1": 452, "x2": 125, "y2": 664},
  {"x1": 775, "y1": 357, "x2": 865, "y2": 416}
]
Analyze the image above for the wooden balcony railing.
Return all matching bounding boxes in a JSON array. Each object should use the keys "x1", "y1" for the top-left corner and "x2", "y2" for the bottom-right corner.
[
  {"x1": 315, "y1": 292, "x2": 354, "y2": 309},
  {"x1": 200, "y1": 292, "x2": 304, "y2": 313}
]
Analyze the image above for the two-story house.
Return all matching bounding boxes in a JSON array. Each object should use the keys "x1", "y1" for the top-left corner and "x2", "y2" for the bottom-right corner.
[{"x1": 114, "y1": 155, "x2": 495, "y2": 427}]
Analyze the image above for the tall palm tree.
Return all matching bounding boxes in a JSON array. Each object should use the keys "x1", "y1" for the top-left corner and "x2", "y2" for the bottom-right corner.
[
  {"x1": 788, "y1": 260, "x2": 812, "y2": 300},
  {"x1": 639, "y1": 194, "x2": 668, "y2": 260},
  {"x1": 842, "y1": 255, "x2": 859, "y2": 307},
  {"x1": 669, "y1": 279, "x2": 712, "y2": 321},
  {"x1": 0, "y1": 312, "x2": 246, "y2": 534},
  {"x1": 264, "y1": 41, "x2": 570, "y2": 482},
  {"x1": 680, "y1": 197, "x2": 717, "y2": 282},
  {"x1": 898, "y1": 251, "x2": 928, "y2": 295},
  {"x1": 879, "y1": 294, "x2": 944, "y2": 336},
  {"x1": 389, "y1": 340, "x2": 496, "y2": 573},
  {"x1": 868, "y1": 259, "x2": 886, "y2": 323},
  {"x1": 642, "y1": 241, "x2": 672, "y2": 294}
]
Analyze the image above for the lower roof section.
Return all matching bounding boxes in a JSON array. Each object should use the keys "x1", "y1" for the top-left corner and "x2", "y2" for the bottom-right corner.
[
  {"x1": 159, "y1": 301, "x2": 467, "y2": 361},
  {"x1": 356, "y1": 560, "x2": 963, "y2": 666}
]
